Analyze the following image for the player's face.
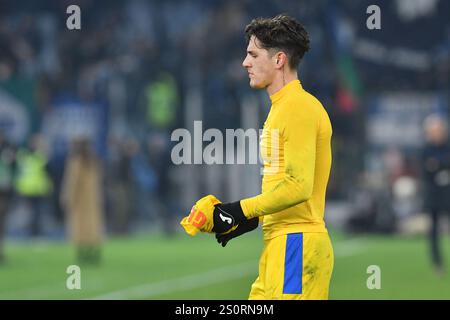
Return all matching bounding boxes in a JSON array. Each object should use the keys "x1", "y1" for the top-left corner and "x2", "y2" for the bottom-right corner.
[
  {"x1": 242, "y1": 36, "x2": 276, "y2": 89},
  {"x1": 426, "y1": 120, "x2": 448, "y2": 144}
]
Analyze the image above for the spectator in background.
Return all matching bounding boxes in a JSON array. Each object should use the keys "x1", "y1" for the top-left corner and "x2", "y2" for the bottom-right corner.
[
  {"x1": 422, "y1": 114, "x2": 450, "y2": 276},
  {"x1": 0, "y1": 131, "x2": 16, "y2": 263},
  {"x1": 61, "y1": 137, "x2": 104, "y2": 265},
  {"x1": 130, "y1": 138, "x2": 157, "y2": 227},
  {"x1": 14, "y1": 134, "x2": 52, "y2": 238},
  {"x1": 145, "y1": 72, "x2": 179, "y2": 131},
  {"x1": 142, "y1": 72, "x2": 180, "y2": 235},
  {"x1": 107, "y1": 136, "x2": 137, "y2": 235},
  {"x1": 146, "y1": 132, "x2": 175, "y2": 236}
]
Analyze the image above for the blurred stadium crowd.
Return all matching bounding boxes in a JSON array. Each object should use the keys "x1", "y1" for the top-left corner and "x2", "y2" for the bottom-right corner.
[{"x1": 0, "y1": 0, "x2": 449, "y2": 249}]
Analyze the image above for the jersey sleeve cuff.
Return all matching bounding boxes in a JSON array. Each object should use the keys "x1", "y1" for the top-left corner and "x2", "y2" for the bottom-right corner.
[{"x1": 240, "y1": 198, "x2": 259, "y2": 219}]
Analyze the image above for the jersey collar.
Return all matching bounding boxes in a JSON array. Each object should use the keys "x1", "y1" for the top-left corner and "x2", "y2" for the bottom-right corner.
[{"x1": 269, "y1": 79, "x2": 302, "y2": 104}]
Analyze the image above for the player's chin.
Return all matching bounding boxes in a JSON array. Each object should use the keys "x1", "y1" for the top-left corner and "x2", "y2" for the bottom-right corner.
[{"x1": 249, "y1": 79, "x2": 264, "y2": 89}]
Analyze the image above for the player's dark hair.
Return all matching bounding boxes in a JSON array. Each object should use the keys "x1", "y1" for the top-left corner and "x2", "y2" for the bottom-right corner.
[{"x1": 245, "y1": 14, "x2": 310, "y2": 70}]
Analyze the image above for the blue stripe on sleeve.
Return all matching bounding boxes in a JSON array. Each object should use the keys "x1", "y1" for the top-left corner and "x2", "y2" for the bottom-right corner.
[{"x1": 283, "y1": 233, "x2": 303, "y2": 294}]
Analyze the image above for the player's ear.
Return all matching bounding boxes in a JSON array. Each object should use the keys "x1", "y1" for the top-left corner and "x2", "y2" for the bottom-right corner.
[{"x1": 275, "y1": 52, "x2": 286, "y2": 69}]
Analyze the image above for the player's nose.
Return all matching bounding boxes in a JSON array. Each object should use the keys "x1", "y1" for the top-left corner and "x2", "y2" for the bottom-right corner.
[{"x1": 242, "y1": 56, "x2": 251, "y2": 69}]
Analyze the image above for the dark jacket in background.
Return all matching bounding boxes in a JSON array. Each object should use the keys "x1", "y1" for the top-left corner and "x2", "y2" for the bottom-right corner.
[{"x1": 422, "y1": 142, "x2": 450, "y2": 212}]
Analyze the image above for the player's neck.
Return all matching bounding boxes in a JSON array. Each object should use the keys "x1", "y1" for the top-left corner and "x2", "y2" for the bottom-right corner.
[{"x1": 266, "y1": 69, "x2": 298, "y2": 96}]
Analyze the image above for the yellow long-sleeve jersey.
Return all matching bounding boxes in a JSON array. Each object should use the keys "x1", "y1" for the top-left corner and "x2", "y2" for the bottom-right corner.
[{"x1": 240, "y1": 79, "x2": 332, "y2": 240}]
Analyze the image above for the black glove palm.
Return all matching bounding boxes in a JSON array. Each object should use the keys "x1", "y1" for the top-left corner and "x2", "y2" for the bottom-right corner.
[{"x1": 216, "y1": 217, "x2": 259, "y2": 247}]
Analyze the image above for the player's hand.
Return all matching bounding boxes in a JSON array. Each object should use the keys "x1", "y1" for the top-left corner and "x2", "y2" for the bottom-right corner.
[
  {"x1": 180, "y1": 196, "x2": 248, "y2": 236},
  {"x1": 211, "y1": 201, "x2": 247, "y2": 234},
  {"x1": 216, "y1": 218, "x2": 259, "y2": 247}
]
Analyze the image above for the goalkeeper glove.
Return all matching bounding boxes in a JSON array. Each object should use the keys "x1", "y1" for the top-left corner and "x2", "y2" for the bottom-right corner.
[
  {"x1": 180, "y1": 195, "x2": 242, "y2": 235},
  {"x1": 211, "y1": 201, "x2": 248, "y2": 234},
  {"x1": 216, "y1": 217, "x2": 259, "y2": 247},
  {"x1": 180, "y1": 194, "x2": 221, "y2": 235}
]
